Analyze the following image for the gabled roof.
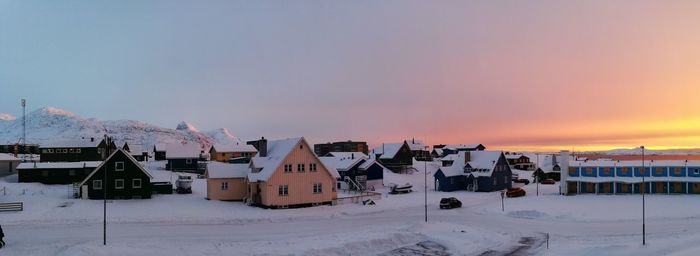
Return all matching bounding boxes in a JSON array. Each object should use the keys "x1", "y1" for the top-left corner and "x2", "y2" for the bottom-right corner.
[
  {"x1": 432, "y1": 148, "x2": 444, "y2": 155},
  {"x1": 405, "y1": 139, "x2": 428, "y2": 151},
  {"x1": 17, "y1": 161, "x2": 102, "y2": 170},
  {"x1": 206, "y1": 162, "x2": 249, "y2": 179},
  {"x1": 358, "y1": 158, "x2": 387, "y2": 170},
  {"x1": 41, "y1": 139, "x2": 104, "y2": 148},
  {"x1": 0, "y1": 153, "x2": 20, "y2": 161},
  {"x1": 436, "y1": 150, "x2": 506, "y2": 178},
  {"x1": 505, "y1": 154, "x2": 527, "y2": 160},
  {"x1": 324, "y1": 152, "x2": 368, "y2": 159},
  {"x1": 166, "y1": 143, "x2": 202, "y2": 159},
  {"x1": 248, "y1": 137, "x2": 339, "y2": 182},
  {"x1": 127, "y1": 145, "x2": 146, "y2": 155},
  {"x1": 536, "y1": 154, "x2": 560, "y2": 173},
  {"x1": 371, "y1": 142, "x2": 406, "y2": 159},
  {"x1": 319, "y1": 152, "x2": 368, "y2": 172},
  {"x1": 210, "y1": 143, "x2": 258, "y2": 153},
  {"x1": 78, "y1": 149, "x2": 153, "y2": 187},
  {"x1": 154, "y1": 144, "x2": 166, "y2": 152}
]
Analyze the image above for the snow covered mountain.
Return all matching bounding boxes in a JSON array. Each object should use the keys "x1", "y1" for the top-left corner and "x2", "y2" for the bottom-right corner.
[{"x1": 0, "y1": 107, "x2": 242, "y2": 150}]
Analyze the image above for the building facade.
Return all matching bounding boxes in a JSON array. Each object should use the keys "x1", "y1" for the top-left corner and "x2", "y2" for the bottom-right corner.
[
  {"x1": 39, "y1": 138, "x2": 115, "y2": 162},
  {"x1": 78, "y1": 149, "x2": 153, "y2": 199},
  {"x1": 434, "y1": 151, "x2": 512, "y2": 192}
]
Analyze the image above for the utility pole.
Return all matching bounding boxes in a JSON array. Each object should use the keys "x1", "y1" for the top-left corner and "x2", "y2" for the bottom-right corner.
[
  {"x1": 641, "y1": 145, "x2": 646, "y2": 246},
  {"x1": 536, "y1": 154, "x2": 539, "y2": 196},
  {"x1": 21, "y1": 99, "x2": 26, "y2": 161},
  {"x1": 424, "y1": 145, "x2": 428, "y2": 223},
  {"x1": 103, "y1": 134, "x2": 108, "y2": 245}
]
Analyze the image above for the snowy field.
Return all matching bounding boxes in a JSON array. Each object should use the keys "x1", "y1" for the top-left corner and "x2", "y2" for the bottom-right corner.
[{"x1": 2, "y1": 164, "x2": 700, "y2": 255}]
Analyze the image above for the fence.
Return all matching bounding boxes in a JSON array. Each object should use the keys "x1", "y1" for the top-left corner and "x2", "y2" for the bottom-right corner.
[
  {"x1": 336, "y1": 191, "x2": 382, "y2": 205},
  {"x1": 0, "y1": 202, "x2": 23, "y2": 212}
]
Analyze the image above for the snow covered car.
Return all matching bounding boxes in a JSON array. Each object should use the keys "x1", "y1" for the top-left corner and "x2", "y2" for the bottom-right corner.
[
  {"x1": 506, "y1": 187, "x2": 526, "y2": 198},
  {"x1": 513, "y1": 178, "x2": 530, "y2": 185},
  {"x1": 439, "y1": 197, "x2": 462, "y2": 209},
  {"x1": 541, "y1": 179, "x2": 556, "y2": 185}
]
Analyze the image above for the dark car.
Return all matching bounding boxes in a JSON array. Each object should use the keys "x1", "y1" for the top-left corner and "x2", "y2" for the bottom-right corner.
[
  {"x1": 440, "y1": 197, "x2": 462, "y2": 209},
  {"x1": 506, "y1": 187, "x2": 526, "y2": 198},
  {"x1": 513, "y1": 178, "x2": 530, "y2": 185},
  {"x1": 541, "y1": 179, "x2": 556, "y2": 185}
]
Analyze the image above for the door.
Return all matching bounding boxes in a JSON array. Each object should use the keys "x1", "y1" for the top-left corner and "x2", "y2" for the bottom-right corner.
[{"x1": 81, "y1": 185, "x2": 88, "y2": 200}]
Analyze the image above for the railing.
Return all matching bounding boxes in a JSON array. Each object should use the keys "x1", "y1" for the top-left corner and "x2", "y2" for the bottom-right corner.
[
  {"x1": 0, "y1": 202, "x2": 23, "y2": 212},
  {"x1": 336, "y1": 191, "x2": 382, "y2": 205}
]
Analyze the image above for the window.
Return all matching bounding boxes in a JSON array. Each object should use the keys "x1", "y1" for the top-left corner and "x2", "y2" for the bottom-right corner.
[
  {"x1": 310, "y1": 163, "x2": 317, "y2": 172},
  {"x1": 186, "y1": 158, "x2": 193, "y2": 164},
  {"x1": 115, "y1": 162, "x2": 125, "y2": 171},
  {"x1": 284, "y1": 164, "x2": 293, "y2": 173},
  {"x1": 69, "y1": 170, "x2": 76, "y2": 176},
  {"x1": 93, "y1": 180, "x2": 103, "y2": 190},
  {"x1": 62, "y1": 149, "x2": 68, "y2": 153},
  {"x1": 674, "y1": 168, "x2": 682, "y2": 175},
  {"x1": 69, "y1": 149, "x2": 75, "y2": 153},
  {"x1": 42, "y1": 170, "x2": 48, "y2": 177},
  {"x1": 300, "y1": 144, "x2": 303, "y2": 149},
  {"x1": 313, "y1": 183, "x2": 323, "y2": 194},
  {"x1": 48, "y1": 149, "x2": 54, "y2": 153},
  {"x1": 695, "y1": 169, "x2": 700, "y2": 175},
  {"x1": 133, "y1": 179, "x2": 142, "y2": 188},
  {"x1": 98, "y1": 148, "x2": 103, "y2": 154},
  {"x1": 41, "y1": 149, "x2": 48, "y2": 154},
  {"x1": 493, "y1": 179, "x2": 497, "y2": 186},
  {"x1": 221, "y1": 181, "x2": 229, "y2": 190},
  {"x1": 278, "y1": 185, "x2": 289, "y2": 196},
  {"x1": 115, "y1": 179, "x2": 124, "y2": 189},
  {"x1": 297, "y1": 163, "x2": 305, "y2": 172},
  {"x1": 76, "y1": 148, "x2": 81, "y2": 153}
]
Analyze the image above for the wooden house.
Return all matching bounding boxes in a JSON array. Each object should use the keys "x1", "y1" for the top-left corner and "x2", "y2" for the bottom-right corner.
[
  {"x1": 208, "y1": 143, "x2": 258, "y2": 162},
  {"x1": 78, "y1": 148, "x2": 153, "y2": 200},
  {"x1": 153, "y1": 144, "x2": 167, "y2": 161},
  {"x1": 0, "y1": 144, "x2": 40, "y2": 155},
  {"x1": 313, "y1": 141, "x2": 368, "y2": 156},
  {"x1": 17, "y1": 161, "x2": 101, "y2": 184},
  {"x1": 205, "y1": 162, "x2": 249, "y2": 201},
  {"x1": 506, "y1": 153, "x2": 534, "y2": 170},
  {"x1": 320, "y1": 152, "x2": 387, "y2": 191},
  {"x1": 405, "y1": 138, "x2": 431, "y2": 161},
  {"x1": 246, "y1": 137, "x2": 339, "y2": 208},
  {"x1": 127, "y1": 145, "x2": 148, "y2": 162},
  {"x1": 165, "y1": 142, "x2": 204, "y2": 172},
  {"x1": 0, "y1": 153, "x2": 21, "y2": 177},
  {"x1": 371, "y1": 142, "x2": 414, "y2": 173},
  {"x1": 432, "y1": 144, "x2": 486, "y2": 158},
  {"x1": 434, "y1": 151, "x2": 512, "y2": 192},
  {"x1": 39, "y1": 138, "x2": 116, "y2": 162}
]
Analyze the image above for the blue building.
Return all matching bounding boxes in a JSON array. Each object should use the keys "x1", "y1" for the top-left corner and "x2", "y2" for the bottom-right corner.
[
  {"x1": 434, "y1": 151, "x2": 512, "y2": 192},
  {"x1": 320, "y1": 152, "x2": 387, "y2": 191},
  {"x1": 165, "y1": 142, "x2": 204, "y2": 173},
  {"x1": 563, "y1": 157, "x2": 700, "y2": 195}
]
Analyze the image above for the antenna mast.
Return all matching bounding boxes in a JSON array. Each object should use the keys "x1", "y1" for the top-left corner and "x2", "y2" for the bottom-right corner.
[{"x1": 21, "y1": 99, "x2": 26, "y2": 160}]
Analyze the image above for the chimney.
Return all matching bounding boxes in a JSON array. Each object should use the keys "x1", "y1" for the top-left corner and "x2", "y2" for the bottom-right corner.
[
  {"x1": 351, "y1": 153, "x2": 354, "y2": 160},
  {"x1": 412, "y1": 138, "x2": 415, "y2": 144},
  {"x1": 463, "y1": 151, "x2": 471, "y2": 164},
  {"x1": 560, "y1": 151, "x2": 570, "y2": 195},
  {"x1": 91, "y1": 137, "x2": 94, "y2": 142},
  {"x1": 247, "y1": 137, "x2": 268, "y2": 157}
]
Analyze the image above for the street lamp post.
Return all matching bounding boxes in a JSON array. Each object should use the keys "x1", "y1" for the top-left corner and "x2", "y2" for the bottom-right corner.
[{"x1": 641, "y1": 145, "x2": 646, "y2": 246}]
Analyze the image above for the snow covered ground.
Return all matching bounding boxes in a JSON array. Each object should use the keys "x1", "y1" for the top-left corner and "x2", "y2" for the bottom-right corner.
[{"x1": 2, "y1": 163, "x2": 700, "y2": 255}]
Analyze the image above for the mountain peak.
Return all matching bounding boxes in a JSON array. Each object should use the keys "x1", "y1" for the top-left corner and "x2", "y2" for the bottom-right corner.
[
  {"x1": 38, "y1": 107, "x2": 76, "y2": 117},
  {"x1": 176, "y1": 121, "x2": 199, "y2": 132},
  {"x1": 0, "y1": 113, "x2": 16, "y2": 121}
]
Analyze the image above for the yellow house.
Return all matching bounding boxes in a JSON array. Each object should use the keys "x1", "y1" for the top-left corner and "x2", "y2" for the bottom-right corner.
[
  {"x1": 209, "y1": 143, "x2": 258, "y2": 162},
  {"x1": 205, "y1": 162, "x2": 249, "y2": 201}
]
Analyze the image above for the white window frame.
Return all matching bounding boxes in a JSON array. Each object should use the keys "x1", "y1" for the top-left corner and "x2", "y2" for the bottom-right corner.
[
  {"x1": 115, "y1": 179, "x2": 125, "y2": 189},
  {"x1": 48, "y1": 149, "x2": 54, "y2": 153},
  {"x1": 310, "y1": 163, "x2": 317, "y2": 172},
  {"x1": 76, "y1": 148, "x2": 82, "y2": 153},
  {"x1": 115, "y1": 162, "x2": 125, "y2": 171},
  {"x1": 186, "y1": 158, "x2": 193, "y2": 164},
  {"x1": 279, "y1": 185, "x2": 289, "y2": 196},
  {"x1": 133, "y1": 179, "x2": 142, "y2": 189},
  {"x1": 221, "y1": 182, "x2": 229, "y2": 190},
  {"x1": 93, "y1": 180, "x2": 103, "y2": 190},
  {"x1": 313, "y1": 183, "x2": 323, "y2": 194},
  {"x1": 298, "y1": 163, "x2": 305, "y2": 172},
  {"x1": 284, "y1": 164, "x2": 292, "y2": 173}
]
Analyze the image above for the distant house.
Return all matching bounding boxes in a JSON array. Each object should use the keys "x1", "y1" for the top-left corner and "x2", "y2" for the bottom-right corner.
[
  {"x1": 320, "y1": 152, "x2": 386, "y2": 191},
  {"x1": 17, "y1": 161, "x2": 101, "y2": 184},
  {"x1": 126, "y1": 145, "x2": 148, "y2": 162},
  {"x1": 505, "y1": 153, "x2": 534, "y2": 170},
  {"x1": 432, "y1": 144, "x2": 485, "y2": 158},
  {"x1": 205, "y1": 162, "x2": 249, "y2": 201},
  {"x1": 246, "y1": 137, "x2": 339, "y2": 208},
  {"x1": 313, "y1": 141, "x2": 369, "y2": 156},
  {"x1": 0, "y1": 144, "x2": 40, "y2": 155},
  {"x1": 78, "y1": 148, "x2": 153, "y2": 200},
  {"x1": 0, "y1": 153, "x2": 21, "y2": 177},
  {"x1": 534, "y1": 154, "x2": 561, "y2": 181},
  {"x1": 153, "y1": 144, "x2": 167, "y2": 161},
  {"x1": 165, "y1": 142, "x2": 204, "y2": 172},
  {"x1": 208, "y1": 143, "x2": 257, "y2": 163},
  {"x1": 405, "y1": 138, "x2": 431, "y2": 161},
  {"x1": 39, "y1": 138, "x2": 116, "y2": 162},
  {"x1": 434, "y1": 151, "x2": 512, "y2": 192},
  {"x1": 371, "y1": 141, "x2": 414, "y2": 173}
]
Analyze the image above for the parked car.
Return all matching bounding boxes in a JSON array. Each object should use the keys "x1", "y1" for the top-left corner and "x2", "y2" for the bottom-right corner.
[
  {"x1": 440, "y1": 197, "x2": 462, "y2": 209},
  {"x1": 513, "y1": 178, "x2": 530, "y2": 185},
  {"x1": 506, "y1": 187, "x2": 526, "y2": 198},
  {"x1": 541, "y1": 179, "x2": 556, "y2": 185}
]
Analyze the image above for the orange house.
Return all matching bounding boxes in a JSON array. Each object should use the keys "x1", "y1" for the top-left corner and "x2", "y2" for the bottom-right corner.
[
  {"x1": 205, "y1": 162, "x2": 249, "y2": 201},
  {"x1": 209, "y1": 143, "x2": 258, "y2": 162},
  {"x1": 247, "y1": 137, "x2": 339, "y2": 208}
]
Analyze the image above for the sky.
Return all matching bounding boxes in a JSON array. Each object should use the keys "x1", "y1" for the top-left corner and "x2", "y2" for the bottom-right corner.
[{"x1": 2, "y1": 1, "x2": 700, "y2": 152}]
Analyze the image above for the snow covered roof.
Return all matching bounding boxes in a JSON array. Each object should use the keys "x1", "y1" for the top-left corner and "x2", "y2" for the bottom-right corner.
[
  {"x1": 166, "y1": 142, "x2": 202, "y2": 159},
  {"x1": 248, "y1": 137, "x2": 339, "y2": 182},
  {"x1": 567, "y1": 176, "x2": 700, "y2": 183},
  {"x1": 405, "y1": 139, "x2": 428, "y2": 151},
  {"x1": 79, "y1": 149, "x2": 153, "y2": 187},
  {"x1": 324, "y1": 152, "x2": 368, "y2": 159},
  {"x1": 537, "y1": 154, "x2": 560, "y2": 173},
  {"x1": 443, "y1": 144, "x2": 484, "y2": 150},
  {"x1": 570, "y1": 159, "x2": 700, "y2": 168},
  {"x1": 371, "y1": 143, "x2": 405, "y2": 159},
  {"x1": 0, "y1": 153, "x2": 20, "y2": 161},
  {"x1": 505, "y1": 154, "x2": 527, "y2": 160},
  {"x1": 210, "y1": 143, "x2": 257, "y2": 153},
  {"x1": 432, "y1": 148, "x2": 444, "y2": 155},
  {"x1": 358, "y1": 158, "x2": 386, "y2": 170},
  {"x1": 154, "y1": 144, "x2": 166, "y2": 152},
  {"x1": 17, "y1": 161, "x2": 102, "y2": 170},
  {"x1": 40, "y1": 139, "x2": 103, "y2": 148},
  {"x1": 127, "y1": 145, "x2": 146, "y2": 155},
  {"x1": 440, "y1": 154, "x2": 459, "y2": 162},
  {"x1": 206, "y1": 162, "x2": 249, "y2": 179},
  {"x1": 319, "y1": 152, "x2": 367, "y2": 172},
  {"x1": 437, "y1": 151, "x2": 505, "y2": 178}
]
